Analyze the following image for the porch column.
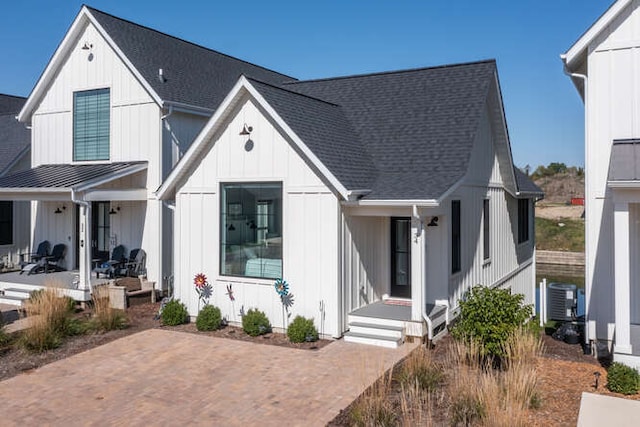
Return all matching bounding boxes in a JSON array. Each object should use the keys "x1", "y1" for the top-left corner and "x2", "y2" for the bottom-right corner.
[
  {"x1": 410, "y1": 218, "x2": 425, "y2": 322},
  {"x1": 614, "y1": 202, "x2": 632, "y2": 354},
  {"x1": 77, "y1": 203, "x2": 92, "y2": 292}
]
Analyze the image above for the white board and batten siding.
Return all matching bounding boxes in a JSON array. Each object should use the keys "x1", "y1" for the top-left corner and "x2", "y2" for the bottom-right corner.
[
  {"x1": 448, "y1": 105, "x2": 535, "y2": 311},
  {"x1": 30, "y1": 21, "x2": 161, "y2": 189},
  {"x1": 174, "y1": 98, "x2": 342, "y2": 337},
  {"x1": 584, "y1": 0, "x2": 640, "y2": 339}
]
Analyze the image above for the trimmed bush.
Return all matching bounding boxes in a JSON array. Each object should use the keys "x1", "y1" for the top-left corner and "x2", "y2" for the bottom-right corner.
[
  {"x1": 161, "y1": 299, "x2": 189, "y2": 326},
  {"x1": 287, "y1": 316, "x2": 319, "y2": 343},
  {"x1": 607, "y1": 362, "x2": 640, "y2": 395},
  {"x1": 451, "y1": 285, "x2": 532, "y2": 358},
  {"x1": 242, "y1": 308, "x2": 271, "y2": 336},
  {"x1": 196, "y1": 305, "x2": 222, "y2": 331}
]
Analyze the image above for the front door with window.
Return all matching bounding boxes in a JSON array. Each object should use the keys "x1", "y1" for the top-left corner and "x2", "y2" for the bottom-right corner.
[
  {"x1": 391, "y1": 217, "x2": 411, "y2": 298},
  {"x1": 92, "y1": 202, "x2": 111, "y2": 261}
]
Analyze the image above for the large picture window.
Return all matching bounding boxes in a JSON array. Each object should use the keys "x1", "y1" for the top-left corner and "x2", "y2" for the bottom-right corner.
[
  {"x1": 221, "y1": 183, "x2": 282, "y2": 279},
  {"x1": 0, "y1": 201, "x2": 12, "y2": 245},
  {"x1": 73, "y1": 88, "x2": 110, "y2": 161}
]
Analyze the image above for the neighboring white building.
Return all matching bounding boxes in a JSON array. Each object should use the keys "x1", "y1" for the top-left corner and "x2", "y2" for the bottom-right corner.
[
  {"x1": 0, "y1": 6, "x2": 542, "y2": 346},
  {"x1": 0, "y1": 94, "x2": 31, "y2": 268},
  {"x1": 563, "y1": 0, "x2": 640, "y2": 367}
]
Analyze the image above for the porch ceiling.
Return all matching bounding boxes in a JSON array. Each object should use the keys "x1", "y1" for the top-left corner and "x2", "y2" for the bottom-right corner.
[{"x1": 0, "y1": 161, "x2": 147, "y2": 200}]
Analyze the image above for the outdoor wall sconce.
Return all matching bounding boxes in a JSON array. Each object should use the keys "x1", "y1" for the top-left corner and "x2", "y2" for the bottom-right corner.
[
  {"x1": 81, "y1": 42, "x2": 93, "y2": 50},
  {"x1": 109, "y1": 206, "x2": 121, "y2": 215},
  {"x1": 227, "y1": 224, "x2": 236, "y2": 231},
  {"x1": 239, "y1": 124, "x2": 253, "y2": 136},
  {"x1": 427, "y1": 216, "x2": 439, "y2": 227},
  {"x1": 54, "y1": 205, "x2": 66, "y2": 214}
]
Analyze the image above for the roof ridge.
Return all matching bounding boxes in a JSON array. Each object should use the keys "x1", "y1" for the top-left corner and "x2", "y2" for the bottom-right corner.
[
  {"x1": 284, "y1": 59, "x2": 496, "y2": 85},
  {"x1": 246, "y1": 77, "x2": 341, "y2": 107},
  {"x1": 84, "y1": 5, "x2": 296, "y2": 81}
]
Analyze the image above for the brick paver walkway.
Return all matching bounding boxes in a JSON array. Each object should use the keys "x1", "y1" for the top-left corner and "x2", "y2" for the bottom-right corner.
[{"x1": 0, "y1": 329, "x2": 416, "y2": 426}]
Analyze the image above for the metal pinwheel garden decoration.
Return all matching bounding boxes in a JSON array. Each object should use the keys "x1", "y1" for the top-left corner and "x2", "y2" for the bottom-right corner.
[
  {"x1": 194, "y1": 273, "x2": 213, "y2": 310},
  {"x1": 274, "y1": 278, "x2": 295, "y2": 330}
]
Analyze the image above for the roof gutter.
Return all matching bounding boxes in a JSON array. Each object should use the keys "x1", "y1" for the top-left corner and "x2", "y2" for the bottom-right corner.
[{"x1": 561, "y1": 55, "x2": 587, "y2": 101}]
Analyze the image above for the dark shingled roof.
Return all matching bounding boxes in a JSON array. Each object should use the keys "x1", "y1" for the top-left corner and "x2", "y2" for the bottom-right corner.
[
  {"x1": 284, "y1": 61, "x2": 497, "y2": 200},
  {"x1": 0, "y1": 161, "x2": 146, "y2": 189},
  {"x1": 608, "y1": 139, "x2": 640, "y2": 181},
  {"x1": 0, "y1": 95, "x2": 30, "y2": 175},
  {"x1": 87, "y1": 7, "x2": 293, "y2": 111},
  {"x1": 0, "y1": 94, "x2": 27, "y2": 115},
  {"x1": 513, "y1": 167, "x2": 543, "y2": 196},
  {"x1": 248, "y1": 79, "x2": 376, "y2": 190}
]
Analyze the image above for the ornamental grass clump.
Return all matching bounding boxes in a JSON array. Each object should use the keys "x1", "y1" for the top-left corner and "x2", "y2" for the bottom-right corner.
[
  {"x1": 242, "y1": 308, "x2": 271, "y2": 336},
  {"x1": 397, "y1": 345, "x2": 444, "y2": 392},
  {"x1": 607, "y1": 362, "x2": 640, "y2": 395},
  {"x1": 196, "y1": 305, "x2": 222, "y2": 331},
  {"x1": 161, "y1": 299, "x2": 189, "y2": 326},
  {"x1": 91, "y1": 285, "x2": 127, "y2": 332},
  {"x1": 287, "y1": 315, "x2": 318, "y2": 343},
  {"x1": 21, "y1": 287, "x2": 74, "y2": 352}
]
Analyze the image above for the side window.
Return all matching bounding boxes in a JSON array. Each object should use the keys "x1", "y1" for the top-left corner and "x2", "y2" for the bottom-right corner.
[
  {"x1": 73, "y1": 88, "x2": 110, "y2": 161},
  {"x1": 452, "y1": 200, "x2": 461, "y2": 274}
]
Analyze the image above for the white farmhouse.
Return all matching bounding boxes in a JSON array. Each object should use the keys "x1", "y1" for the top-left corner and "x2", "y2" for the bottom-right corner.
[
  {"x1": 0, "y1": 6, "x2": 541, "y2": 345},
  {"x1": 563, "y1": 0, "x2": 640, "y2": 366}
]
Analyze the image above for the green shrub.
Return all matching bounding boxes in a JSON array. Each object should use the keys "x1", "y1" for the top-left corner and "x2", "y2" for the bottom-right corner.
[
  {"x1": 287, "y1": 316, "x2": 319, "y2": 343},
  {"x1": 196, "y1": 305, "x2": 222, "y2": 331},
  {"x1": 242, "y1": 308, "x2": 271, "y2": 336},
  {"x1": 451, "y1": 285, "x2": 533, "y2": 358},
  {"x1": 161, "y1": 299, "x2": 189, "y2": 326},
  {"x1": 607, "y1": 362, "x2": 640, "y2": 395}
]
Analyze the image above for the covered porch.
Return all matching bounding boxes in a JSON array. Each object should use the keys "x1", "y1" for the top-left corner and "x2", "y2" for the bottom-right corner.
[
  {"x1": 0, "y1": 270, "x2": 110, "y2": 304},
  {"x1": 0, "y1": 161, "x2": 149, "y2": 301},
  {"x1": 341, "y1": 204, "x2": 450, "y2": 346}
]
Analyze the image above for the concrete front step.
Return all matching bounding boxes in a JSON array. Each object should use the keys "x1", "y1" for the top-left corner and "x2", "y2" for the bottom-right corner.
[
  {"x1": 343, "y1": 331, "x2": 402, "y2": 349},
  {"x1": 3, "y1": 287, "x2": 34, "y2": 299},
  {"x1": 347, "y1": 314, "x2": 405, "y2": 329},
  {"x1": 348, "y1": 322, "x2": 404, "y2": 340},
  {"x1": 0, "y1": 294, "x2": 27, "y2": 307}
]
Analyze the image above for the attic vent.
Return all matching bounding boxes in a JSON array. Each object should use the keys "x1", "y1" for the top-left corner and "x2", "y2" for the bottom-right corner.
[{"x1": 158, "y1": 68, "x2": 166, "y2": 83}]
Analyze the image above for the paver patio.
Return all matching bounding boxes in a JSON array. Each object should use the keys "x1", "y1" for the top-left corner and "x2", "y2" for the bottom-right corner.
[{"x1": 0, "y1": 329, "x2": 416, "y2": 426}]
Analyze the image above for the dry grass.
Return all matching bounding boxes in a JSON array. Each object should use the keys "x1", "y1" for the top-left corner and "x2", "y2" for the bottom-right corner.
[
  {"x1": 91, "y1": 285, "x2": 126, "y2": 332},
  {"x1": 21, "y1": 285, "x2": 73, "y2": 352},
  {"x1": 350, "y1": 368, "x2": 396, "y2": 427}
]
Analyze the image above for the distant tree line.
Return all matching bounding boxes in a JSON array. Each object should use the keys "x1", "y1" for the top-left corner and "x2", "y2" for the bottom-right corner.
[{"x1": 520, "y1": 162, "x2": 584, "y2": 180}]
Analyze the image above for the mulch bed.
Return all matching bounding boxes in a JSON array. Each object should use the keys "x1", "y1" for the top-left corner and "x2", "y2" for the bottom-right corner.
[{"x1": 162, "y1": 322, "x2": 332, "y2": 351}]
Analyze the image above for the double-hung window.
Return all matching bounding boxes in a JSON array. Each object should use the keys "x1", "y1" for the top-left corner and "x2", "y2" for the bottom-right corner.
[
  {"x1": 0, "y1": 201, "x2": 12, "y2": 245},
  {"x1": 451, "y1": 200, "x2": 461, "y2": 274},
  {"x1": 220, "y1": 183, "x2": 283, "y2": 279},
  {"x1": 73, "y1": 88, "x2": 110, "y2": 161}
]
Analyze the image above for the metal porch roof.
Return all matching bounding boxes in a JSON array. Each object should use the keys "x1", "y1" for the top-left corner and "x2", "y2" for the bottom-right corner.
[{"x1": 0, "y1": 161, "x2": 147, "y2": 191}]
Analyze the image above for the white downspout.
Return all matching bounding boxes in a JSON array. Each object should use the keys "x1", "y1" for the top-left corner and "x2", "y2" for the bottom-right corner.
[
  {"x1": 71, "y1": 188, "x2": 91, "y2": 294},
  {"x1": 412, "y1": 204, "x2": 434, "y2": 339},
  {"x1": 562, "y1": 56, "x2": 590, "y2": 347}
]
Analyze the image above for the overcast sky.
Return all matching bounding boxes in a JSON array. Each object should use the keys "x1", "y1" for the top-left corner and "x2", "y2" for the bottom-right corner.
[{"x1": 0, "y1": 1, "x2": 614, "y2": 169}]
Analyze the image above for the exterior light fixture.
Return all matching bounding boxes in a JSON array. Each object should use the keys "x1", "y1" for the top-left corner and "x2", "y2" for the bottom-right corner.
[
  {"x1": 54, "y1": 205, "x2": 66, "y2": 214},
  {"x1": 427, "y1": 217, "x2": 439, "y2": 227},
  {"x1": 239, "y1": 124, "x2": 253, "y2": 136},
  {"x1": 109, "y1": 206, "x2": 121, "y2": 215}
]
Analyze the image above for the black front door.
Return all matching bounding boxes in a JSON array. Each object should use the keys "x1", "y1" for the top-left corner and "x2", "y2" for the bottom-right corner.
[{"x1": 390, "y1": 217, "x2": 411, "y2": 298}]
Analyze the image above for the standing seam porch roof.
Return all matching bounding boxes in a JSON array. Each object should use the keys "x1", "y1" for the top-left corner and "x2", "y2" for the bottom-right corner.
[{"x1": 0, "y1": 161, "x2": 147, "y2": 190}]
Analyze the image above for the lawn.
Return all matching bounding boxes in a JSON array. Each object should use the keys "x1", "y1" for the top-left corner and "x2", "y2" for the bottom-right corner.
[{"x1": 535, "y1": 217, "x2": 584, "y2": 252}]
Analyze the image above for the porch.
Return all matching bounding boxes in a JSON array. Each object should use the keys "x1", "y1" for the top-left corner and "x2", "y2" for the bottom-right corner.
[
  {"x1": 0, "y1": 270, "x2": 108, "y2": 305},
  {"x1": 344, "y1": 300, "x2": 448, "y2": 348}
]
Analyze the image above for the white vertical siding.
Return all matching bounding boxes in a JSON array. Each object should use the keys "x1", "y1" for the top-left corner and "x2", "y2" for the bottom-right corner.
[
  {"x1": 585, "y1": 1, "x2": 640, "y2": 339},
  {"x1": 174, "y1": 98, "x2": 341, "y2": 337},
  {"x1": 341, "y1": 216, "x2": 389, "y2": 311},
  {"x1": 447, "y1": 104, "x2": 535, "y2": 311},
  {"x1": 630, "y1": 203, "x2": 640, "y2": 324},
  {"x1": 32, "y1": 201, "x2": 75, "y2": 271},
  {"x1": 30, "y1": 21, "x2": 161, "y2": 188}
]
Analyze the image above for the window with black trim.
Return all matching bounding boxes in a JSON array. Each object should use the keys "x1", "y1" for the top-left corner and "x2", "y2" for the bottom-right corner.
[
  {"x1": 518, "y1": 198, "x2": 530, "y2": 244},
  {"x1": 483, "y1": 199, "x2": 490, "y2": 260},
  {"x1": 452, "y1": 200, "x2": 461, "y2": 274},
  {"x1": 0, "y1": 201, "x2": 12, "y2": 245},
  {"x1": 220, "y1": 183, "x2": 282, "y2": 279},
  {"x1": 73, "y1": 88, "x2": 110, "y2": 161}
]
